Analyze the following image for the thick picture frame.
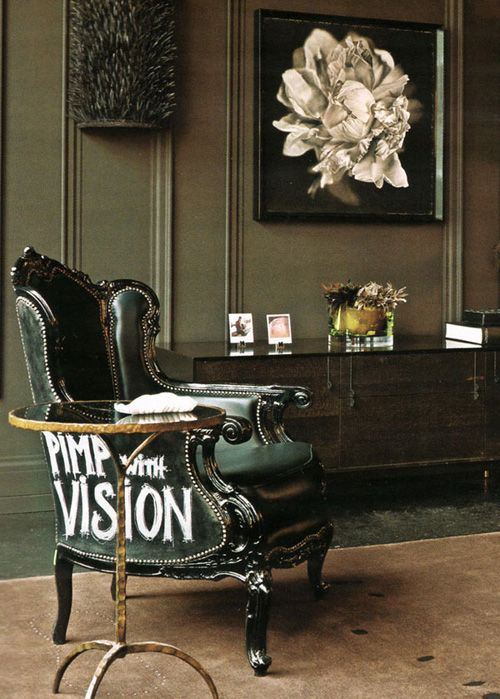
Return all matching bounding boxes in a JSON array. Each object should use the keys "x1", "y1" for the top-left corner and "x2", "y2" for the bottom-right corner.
[{"x1": 254, "y1": 9, "x2": 444, "y2": 222}]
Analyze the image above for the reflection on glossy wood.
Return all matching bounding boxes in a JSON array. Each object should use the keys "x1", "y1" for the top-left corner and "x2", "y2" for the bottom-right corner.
[{"x1": 186, "y1": 345, "x2": 500, "y2": 474}]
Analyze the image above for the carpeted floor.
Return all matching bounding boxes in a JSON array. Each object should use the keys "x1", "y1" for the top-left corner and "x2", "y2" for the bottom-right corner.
[{"x1": 1, "y1": 533, "x2": 499, "y2": 698}]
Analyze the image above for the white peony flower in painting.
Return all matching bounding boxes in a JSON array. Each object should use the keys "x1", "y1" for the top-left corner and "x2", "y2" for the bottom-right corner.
[{"x1": 273, "y1": 29, "x2": 418, "y2": 204}]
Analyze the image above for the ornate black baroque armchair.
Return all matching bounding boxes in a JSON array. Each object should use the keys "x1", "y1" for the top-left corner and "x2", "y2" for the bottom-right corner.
[{"x1": 11, "y1": 247, "x2": 333, "y2": 675}]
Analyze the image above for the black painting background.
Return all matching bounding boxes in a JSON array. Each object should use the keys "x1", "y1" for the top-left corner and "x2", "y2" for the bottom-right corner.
[{"x1": 255, "y1": 12, "x2": 441, "y2": 220}]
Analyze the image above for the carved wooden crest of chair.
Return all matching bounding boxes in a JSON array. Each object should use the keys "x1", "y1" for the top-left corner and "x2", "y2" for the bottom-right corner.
[{"x1": 11, "y1": 247, "x2": 333, "y2": 675}]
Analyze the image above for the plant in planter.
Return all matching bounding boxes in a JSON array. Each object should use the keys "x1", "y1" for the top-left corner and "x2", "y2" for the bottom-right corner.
[{"x1": 322, "y1": 280, "x2": 407, "y2": 346}]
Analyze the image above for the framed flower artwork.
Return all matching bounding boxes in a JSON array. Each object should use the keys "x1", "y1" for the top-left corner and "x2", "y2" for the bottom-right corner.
[{"x1": 254, "y1": 10, "x2": 444, "y2": 222}]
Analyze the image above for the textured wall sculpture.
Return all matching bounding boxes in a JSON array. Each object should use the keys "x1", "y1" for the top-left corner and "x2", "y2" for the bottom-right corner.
[{"x1": 68, "y1": 0, "x2": 175, "y2": 128}]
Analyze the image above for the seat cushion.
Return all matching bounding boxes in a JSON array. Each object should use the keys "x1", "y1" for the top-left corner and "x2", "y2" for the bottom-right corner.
[{"x1": 215, "y1": 440, "x2": 316, "y2": 487}]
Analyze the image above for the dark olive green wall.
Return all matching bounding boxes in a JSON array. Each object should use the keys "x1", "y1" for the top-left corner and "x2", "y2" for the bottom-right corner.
[
  {"x1": 174, "y1": 0, "x2": 447, "y2": 344},
  {"x1": 463, "y1": 0, "x2": 500, "y2": 307},
  {"x1": 0, "y1": 0, "x2": 498, "y2": 512}
]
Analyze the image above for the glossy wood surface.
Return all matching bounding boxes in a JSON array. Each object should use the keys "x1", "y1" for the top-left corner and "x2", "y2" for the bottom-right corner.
[
  {"x1": 166, "y1": 338, "x2": 500, "y2": 473},
  {"x1": 170, "y1": 336, "x2": 495, "y2": 359}
]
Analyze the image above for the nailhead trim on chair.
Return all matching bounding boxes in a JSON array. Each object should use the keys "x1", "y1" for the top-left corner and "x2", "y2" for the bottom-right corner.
[
  {"x1": 255, "y1": 397, "x2": 271, "y2": 445},
  {"x1": 54, "y1": 433, "x2": 229, "y2": 566},
  {"x1": 15, "y1": 298, "x2": 60, "y2": 403}
]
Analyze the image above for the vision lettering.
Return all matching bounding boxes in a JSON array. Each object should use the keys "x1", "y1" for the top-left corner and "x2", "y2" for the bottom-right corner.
[{"x1": 44, "y1": 433, "x2": 194, "y2": 546}]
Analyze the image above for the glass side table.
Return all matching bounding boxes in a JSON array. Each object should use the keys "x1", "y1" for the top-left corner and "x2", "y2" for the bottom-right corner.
[{"x1": 9, "y1": 400, "x2": 224, "y2": 699}]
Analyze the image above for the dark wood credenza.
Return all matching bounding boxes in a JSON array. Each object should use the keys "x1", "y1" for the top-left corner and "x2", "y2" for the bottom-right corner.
[{"x1": 159, "y1": 337, "x2": 500, "y2": 476}]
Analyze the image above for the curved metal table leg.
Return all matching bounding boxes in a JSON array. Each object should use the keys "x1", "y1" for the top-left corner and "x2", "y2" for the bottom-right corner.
[
  {"x1": 53, "y1": 640, "x2": 114, "y2": 693},
  {"x1": 54, "y1": 640, "x2": 219, "y2": 699},
  {"x1": 83, "y1": 643, "x2": 127, "y2": 699},
  {"x1": 126, "y1": 642, "x2": 219, "y2": 698}
]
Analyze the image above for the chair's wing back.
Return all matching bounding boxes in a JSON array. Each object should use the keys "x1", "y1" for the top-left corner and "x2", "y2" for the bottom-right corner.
[
  {"x1": 40, "y1": 425, "x2": 228, "y2": 569},
  {"x1": 106, "y1": 283, "x2": 168, "y2": 399},
  {"x1": 13, "y1": 287, "x2": 63, "y2": 402},
  {"x1": 11, "y1": 247, "x2": 115, "y2": 401}
]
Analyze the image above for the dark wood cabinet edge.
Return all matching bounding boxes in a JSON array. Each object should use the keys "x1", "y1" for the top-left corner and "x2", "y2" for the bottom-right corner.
[{"x1": 326, "y1": 458, "x2": 500, "y2": 484}]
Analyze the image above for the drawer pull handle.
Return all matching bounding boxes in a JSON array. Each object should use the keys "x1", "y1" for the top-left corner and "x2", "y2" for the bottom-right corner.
[
  {"x1": 349, "y1": 388, "x2": 356, "y2": 408},
  {"x1": 473, "y1": 352, "x2": 479, "y2": 400},
  {"x1": 326, "y1": 357, "x2": 333, "y2": 392}
]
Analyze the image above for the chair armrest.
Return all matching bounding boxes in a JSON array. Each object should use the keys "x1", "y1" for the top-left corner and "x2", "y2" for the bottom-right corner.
[
  {"x1": 111, "y1": 327, "x2": 313, "y2": 444},
  {"x1": 167, "y1": 377, "x2": 312, "y2": 408},
  {"x1": 152, "y1": 347, "x2": 313, "y2": 410},
  {"x1": 222, "y1": 415, "x2": 253, "y2": 444},
  {"x1": 165, "y1": 379, "x2": 313, "y2": 445}
]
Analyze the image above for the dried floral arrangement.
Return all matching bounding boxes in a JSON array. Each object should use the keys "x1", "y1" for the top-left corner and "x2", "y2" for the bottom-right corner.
[{"x1": 323, "y1": 281, "x2": 408, "y2": 314}]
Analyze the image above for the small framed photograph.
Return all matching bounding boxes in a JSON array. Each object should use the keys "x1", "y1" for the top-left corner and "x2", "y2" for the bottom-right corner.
[
  {"x1": 266, "y1": 314, "x2": 292, "y2": 344},
  {"x1": 228, "y1": 313, "x2": 254, "y2": 344}
]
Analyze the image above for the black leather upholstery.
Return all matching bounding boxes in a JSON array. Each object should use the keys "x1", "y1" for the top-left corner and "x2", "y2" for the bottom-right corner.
[{"x1": 11, "y1": 247, "x2": 333, "y2": 675}]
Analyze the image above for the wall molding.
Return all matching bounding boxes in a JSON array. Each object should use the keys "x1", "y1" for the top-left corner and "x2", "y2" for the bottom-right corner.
[
  {"x1": 443, "y1": 0, "x2": 464, "y2": 322},
  {"x1": 62, "y1": 123, "x2": 83, "y2": 269},
  {"x1": 61, "y1": 0, "x2": 83, "y2": 269},
  {"x1": 224, "y1": 0, "x2": 246, "y2": 335},
  {"x1": 150, "y1": 129, "x2": 174, "y2": 347},
  {"x1": 0, "y1": 0, "x2": 4, "y2": 334}
]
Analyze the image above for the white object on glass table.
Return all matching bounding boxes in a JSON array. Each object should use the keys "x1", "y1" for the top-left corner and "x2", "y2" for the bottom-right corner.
[{"x1": 114, "y1": 392, "x2": 197, "y2": 415}]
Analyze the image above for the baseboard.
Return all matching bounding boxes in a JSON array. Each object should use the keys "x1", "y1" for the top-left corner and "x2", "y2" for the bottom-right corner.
[
  {"x1": 0, "y1": 454, "x2": 44, "y2": 470},
  {"x1": 0, "y1": 493, "x2": 53, "y2": 514},
  {"x1": 0, "y1": 455, "x2": 52, "y2": 514}
]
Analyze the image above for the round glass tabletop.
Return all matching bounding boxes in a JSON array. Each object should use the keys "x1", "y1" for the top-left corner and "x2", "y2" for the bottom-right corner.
[{"x1": 9, "y1": 400, "x2": 225, "y2": 434}]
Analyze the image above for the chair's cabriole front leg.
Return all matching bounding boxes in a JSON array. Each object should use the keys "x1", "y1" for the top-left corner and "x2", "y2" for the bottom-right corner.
[
  {"x1": 53, "y1": 552, "x2": 73, "y2": 644},
  {"x1": 245, "y1": 565, "x2": 273, "y2": 676}
]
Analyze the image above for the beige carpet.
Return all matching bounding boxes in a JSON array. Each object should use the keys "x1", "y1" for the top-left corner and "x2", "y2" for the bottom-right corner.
[{"x1": 1, "y1": 533, "x2": 499, "y2": 699}]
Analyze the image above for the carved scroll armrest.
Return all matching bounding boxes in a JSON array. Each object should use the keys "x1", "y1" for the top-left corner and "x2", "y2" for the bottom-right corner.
[
  {"x1": 189, "y1": 428, "x2": 263, "y2": 549},
  {"x1": 264, "y1": 384, "x2": 313, "y2": 409},
  {"x1": 222, "y1": 415, "x2": 253, "y2": 444},
  {"x1": 167, "y1": 379, "x2": 312, "y2": 408},
  {"x1": 177, "y1": 382, "x2": 313, "y2": 445},
  {"x1": 141, "y1": 354, "x2": 313, "y2": 444},
  {"x1": 256, "y1": 385, "x2": 313, "y2": 444}
]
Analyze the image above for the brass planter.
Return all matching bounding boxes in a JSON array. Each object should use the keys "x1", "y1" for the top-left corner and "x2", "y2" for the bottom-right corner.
[{"x1": 329, "y1": 306, "x2": 394, "y2": 347}]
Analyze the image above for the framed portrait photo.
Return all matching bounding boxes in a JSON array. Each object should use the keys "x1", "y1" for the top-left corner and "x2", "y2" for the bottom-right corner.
[
  {"x1": 266, "y1": 314, "x2": 292, "y2": 344},
  {"x1": 228, "y1": 313, "x2": 254, "y2": 343},
  {"x1": 254, "y1": 10, "x2": 444, "y2": 222}
]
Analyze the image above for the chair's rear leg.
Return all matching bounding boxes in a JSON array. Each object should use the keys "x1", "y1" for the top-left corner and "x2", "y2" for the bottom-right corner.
[
  {"x1": 245, "y1": 567, "x2": 272, "y2": 676},
  {"x1": 53, "y1": 554, "x2": 73, "y2": 644},
  {"x1": 307, "y1": 529, "x2": 333, "y2": 599}
]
